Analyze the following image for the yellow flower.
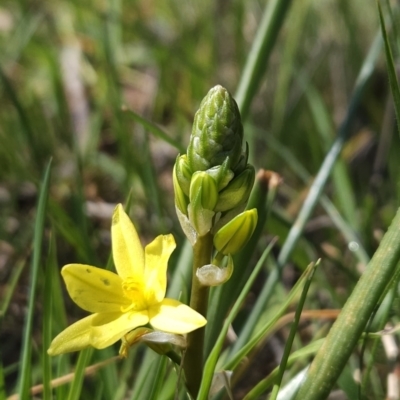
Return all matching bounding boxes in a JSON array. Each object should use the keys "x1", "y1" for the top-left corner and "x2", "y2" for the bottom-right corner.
[{"x1": 48, "y1": 204, "x2": 207, "y2": 356}]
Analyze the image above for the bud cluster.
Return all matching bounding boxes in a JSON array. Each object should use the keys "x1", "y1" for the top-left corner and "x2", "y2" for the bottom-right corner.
[{"x1": 173, "y1": 86, "x2": 258, "y2": 285}]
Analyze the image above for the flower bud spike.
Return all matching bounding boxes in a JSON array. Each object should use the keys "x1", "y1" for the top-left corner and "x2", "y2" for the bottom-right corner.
[
  {"x1": 214, "y1": 209, "x2": 258, "y2": 255},
  {"x1": 187, "y1": 85, "x2": 244, "y2": 172}
]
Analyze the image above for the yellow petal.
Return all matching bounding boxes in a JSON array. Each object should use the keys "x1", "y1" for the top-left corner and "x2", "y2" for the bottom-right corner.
[
  {"x1": 62, "y1": 264, "x2": 130, "y2": 313},
  {"x1": 47, "y1": 314, "x2": 95, "y2": 355},
  {"x1": 90, "y1": 310, "x2": 149, "y2": 349},
  {"x1": 143, "y1": 234, "x2": 176, "y2": 304},
  {"x1": 149, "y1": 298, "x2": 207, "y2": 334},
  {"x1": 112, "y1": 204, "x2": 145, "y2": 280}
]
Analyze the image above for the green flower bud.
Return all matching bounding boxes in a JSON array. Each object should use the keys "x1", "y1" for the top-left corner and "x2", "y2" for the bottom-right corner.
[
  {"x1": 188, "y1": 172, "x2": 218, "y2": 236},
  {"x1": 215, "y1": 164, "x2": 255, "y2": 212},
  {"x1": 214, "y1": 209, "x2": 258, "y2": 255},
  {"x1": 189, "y1": 171, "x2": 218, "y2": 211},
  {"x1": 187, "y1": 85, "x2": 244, "y2": 172},
  {"x1": 174, "y1": 154, "x2": 192, "y2": 196},
  {"x1": 173, "y1": 163, "x2": 189, "y2": 215},
  {"x1": 204, "y1": 157, "x2": 234, "y2": 191}
]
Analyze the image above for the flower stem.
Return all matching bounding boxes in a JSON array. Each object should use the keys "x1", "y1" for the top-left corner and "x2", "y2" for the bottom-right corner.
[{"x1": 183, "y1": 233, "x2": 213, "y2": 398}]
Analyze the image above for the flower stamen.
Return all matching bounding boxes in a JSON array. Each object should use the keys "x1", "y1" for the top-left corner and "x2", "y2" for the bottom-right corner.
[{"x1": 121, "y1": 277, "x2": 147, "y2": 311}]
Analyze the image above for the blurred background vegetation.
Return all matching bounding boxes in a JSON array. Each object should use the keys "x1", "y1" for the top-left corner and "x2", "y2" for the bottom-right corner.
[{"x1": 1, "y1": 0, "x2": 400, "y2": 399}]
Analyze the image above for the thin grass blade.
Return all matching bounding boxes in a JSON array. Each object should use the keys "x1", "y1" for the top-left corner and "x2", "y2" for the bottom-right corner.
[
  {"x1": 124, "y1": 108, "x2": 184, "y2": 152},
  {"x1": 67, "y1": 348, "x2": 93, "y2": 400},
  {"x1": 377, "y1": 0, "x2": 400, "y2": 138},
  {"x1": 223, "y1": 261, "x2": 318, "y2": 374},
  {"x1": 17, "y1": 159, "x2": 52, "y2": 398},
  {"x1": 243, "y1": 340, "x2": 323, "y2": 400},
  {"x1": 42, "y1": 231, "x2": 57, "y2": 399},
  {"x1": 269, "y1": 260, "x2": 319, "y2": 400},
  {"x1": 148, "y1": 356, "x2": 168, "y2": 400},
  {"x1": 235, "y1": 0, "x2": 293, "y2": 119}
]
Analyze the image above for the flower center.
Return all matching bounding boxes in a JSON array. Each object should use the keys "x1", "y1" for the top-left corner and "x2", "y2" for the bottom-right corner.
[{"x1": 121, "y1": 277, "x2": 147, "y2": 311}]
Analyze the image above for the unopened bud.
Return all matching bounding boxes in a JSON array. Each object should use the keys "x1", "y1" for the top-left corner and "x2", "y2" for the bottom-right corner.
[
  {"x1": 173, "y1": 163, "x2": 189, "y2": 215},
  {"x1": 188, "y1": 172, "x2": 218, "y2": 236},
  {"x1": 204, "y1": 157, "x2": 234, "y2": 191},
  {"x1": 214, "y1": 209, "x2": 258, "y2": 255},
  {"x1": 187, "y1": 85, "x2": 244, "y2": 172},
  {"x1": 174, "y1": 154, "x2": 192, "y2": 196},
  {"x1": 215, "y1": 165, "x2": 255, "y2": 212},
  {"x1": 189, "y1": 171, "x2": 218, "y2": 211}
]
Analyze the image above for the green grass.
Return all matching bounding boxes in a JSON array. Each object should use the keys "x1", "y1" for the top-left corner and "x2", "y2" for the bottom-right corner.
[{"x1": 1, "y1": 0, "x2": 400, "y2": 399}]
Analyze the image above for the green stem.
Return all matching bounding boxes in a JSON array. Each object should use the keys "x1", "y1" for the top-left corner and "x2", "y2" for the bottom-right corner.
[
  {"x1": 183, "y1": 233, "x2": 213, "y2": 398},
  {"x1": 295, "y1": 207, "x2": 400, "y2": 400}
]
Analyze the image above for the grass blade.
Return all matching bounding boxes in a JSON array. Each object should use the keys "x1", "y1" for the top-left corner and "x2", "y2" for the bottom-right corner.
[
  {"x1": 123, "y1": 108, "x2": 185, "y2": 153},
  {"x1": 269, "y1": 260, "x2": 319, "y2": 400},
  {"x1": 377, "y1": 0, "x2": 400, "y2": 138},
  {"x1": 17, "y1": 159, "x2": 52, "y2": 398},
  {"x1": 235, "y1": 0, "x2": 293, "y2": 119},
  {"x1": 0, "y1": 258, "x2": 26, "y2": 319},
  {"x1": 148, "y1": 356, "x2": 168, "y2": 400},
  {"x1": 42, "y1": 231, "x2": 57, "y2": 399},
  {"x1": 277, "y1": 31, "x2": 382, "y2": 268},
  {"x1": 244, "y1": 32, "x2": 383, "y2": 331},
  {"x1": 67, "y1": 349, "x2": 93, "y2": 400},
  {"x1": 223, "y1": 262, "x2": 318, "y2": 373},
  {"x1": 0, "y1": 362, "x2": 4, "y2": 400},
  {"x1": 243, "y1": 341, "x2": 323, "y2": 400}
]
